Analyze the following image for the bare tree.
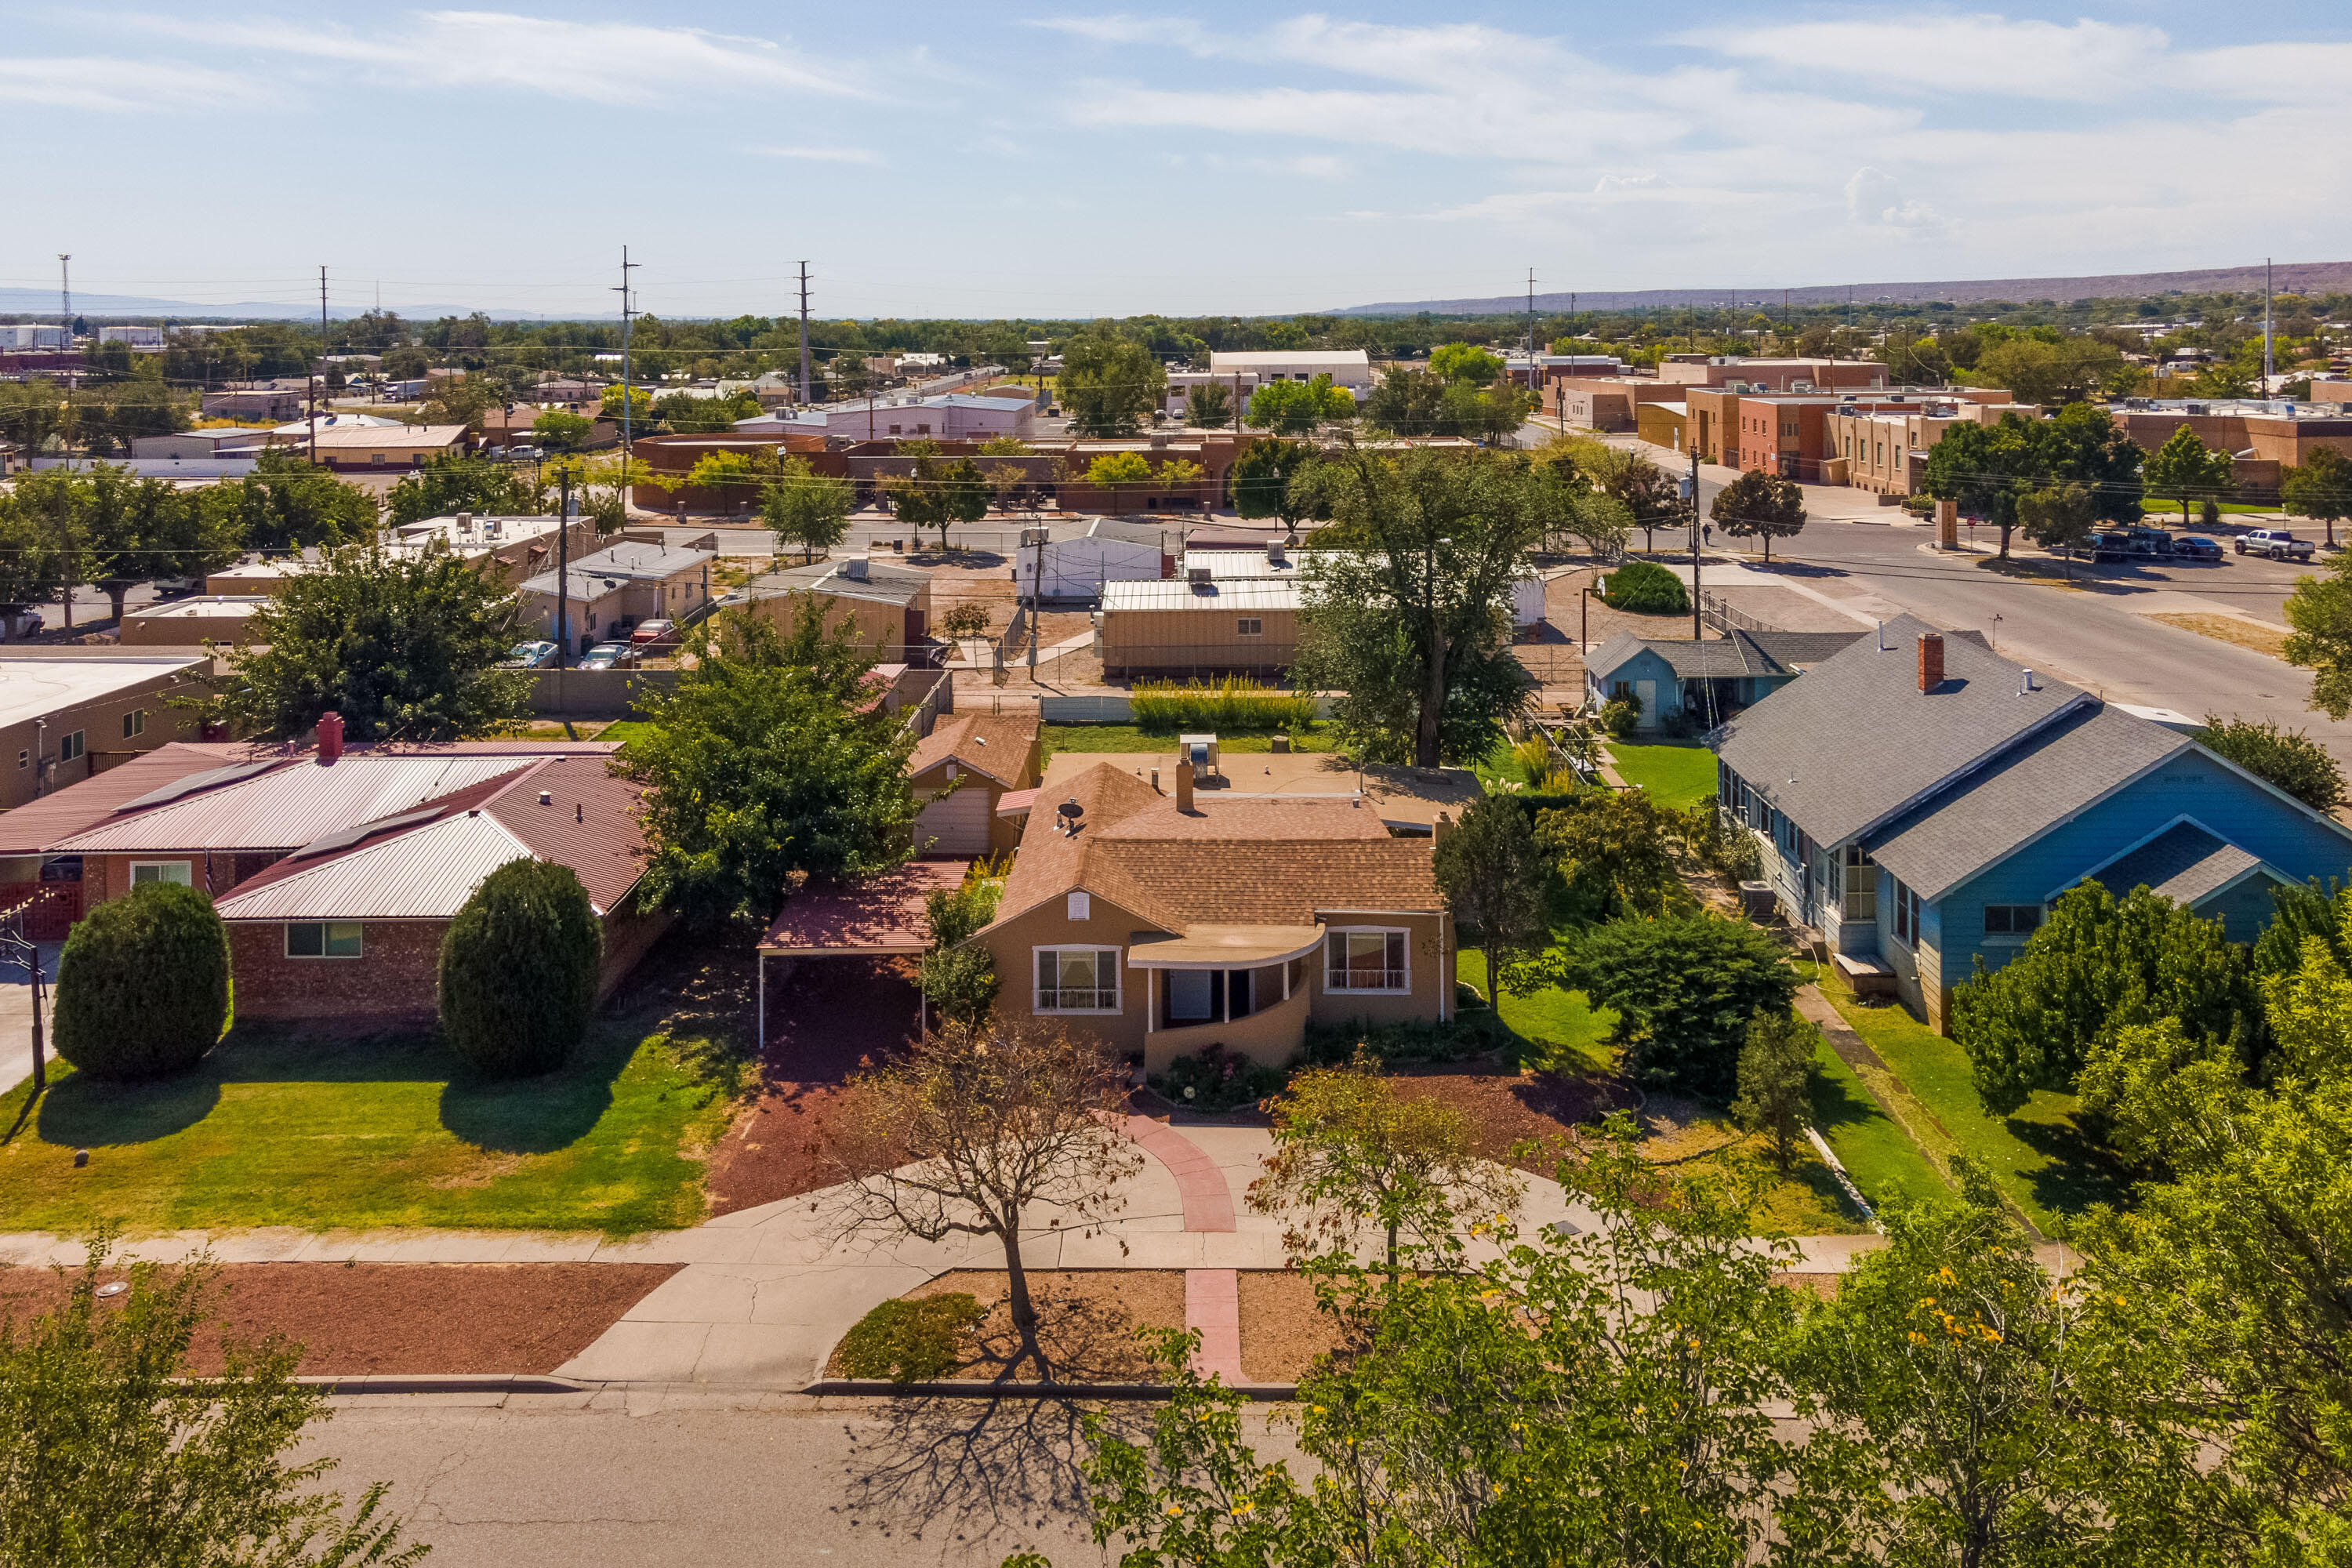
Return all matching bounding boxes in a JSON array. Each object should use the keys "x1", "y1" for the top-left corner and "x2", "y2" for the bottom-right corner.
[{"x1": 832, "y1": 1019, "x2": 1144, "y2": 1381}]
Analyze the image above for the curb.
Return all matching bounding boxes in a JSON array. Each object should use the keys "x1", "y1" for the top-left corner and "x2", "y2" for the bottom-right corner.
[
  {"x1": 802, "y1": 1377, "x2": 1299, "y2": 1402},
  {"x1": 297, "y1": 1373, "x2": 593, "y2": 1396}
]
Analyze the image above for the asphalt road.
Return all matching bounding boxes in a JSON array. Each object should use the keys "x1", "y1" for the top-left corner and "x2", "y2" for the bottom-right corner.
[{"x1": 305, "y1": 1395, "x2": 1300, "y2": 1567}]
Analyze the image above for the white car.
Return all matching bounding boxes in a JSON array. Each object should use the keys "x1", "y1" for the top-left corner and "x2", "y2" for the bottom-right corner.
[{"x1": 2236, "y1": 528, "x2": 2315, "y2": 561}]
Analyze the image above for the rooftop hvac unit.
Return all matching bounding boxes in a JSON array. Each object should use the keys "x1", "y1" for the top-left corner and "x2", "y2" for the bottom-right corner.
[
  {"x1": 1178, "y1": 733, "x2": 1218, "y2": 775},
  {"x1": 1188, "y1": 566, "x2": 1212, "y2": 586}
]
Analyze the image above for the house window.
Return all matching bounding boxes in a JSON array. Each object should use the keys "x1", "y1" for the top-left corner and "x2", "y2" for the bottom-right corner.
[
  {"x1": 287, "y1": 920, "x2": 364, "y2": 959},
  {"x1": 58, "y1": 731, "x2": 83, "y2": 763},
  {"x1": 129, "y1": 861, "x2": 191, "y2": 887},
  {"x1": 1168, "y1": 969, "x2": 1214, "y2": 1022},
  {"x1": 1841, "y1": 844, "x2": 1877, "y2": 920},
  {"x1": 1984, "y1": 904, "x2": 2042, "y2": 938},
  {"x1": 14, "y1": 750, "x2": 24, "y2": 771},
  {"x1": 370, "y1": 452, "x2": 386, "y2": 466},
  {"x1": 1890, "y1": 878, "x2": 1921, "y2": 948},
  {"x1": 1035, "y1": 947, "x2": 1119, "y2": 1012},
  {"x1": 122, "y1": 710, "x2": 145, "y2": 739},
  {"x1": 1237, "y1": 617, "x2": 1262, "y2": 637},
  {"x1": 1326, "y1": 929, "x2": 1408, "y2": 993}
]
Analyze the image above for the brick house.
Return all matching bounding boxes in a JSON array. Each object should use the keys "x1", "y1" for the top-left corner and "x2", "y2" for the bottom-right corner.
[{"x1": 0, "y1": 730, "x2": 664, "y2": 1024}]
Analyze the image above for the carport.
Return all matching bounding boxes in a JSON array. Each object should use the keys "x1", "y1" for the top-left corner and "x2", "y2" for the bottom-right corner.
[{"x1": 755, "y1": 858, "x2": 972, "y2": 1051}]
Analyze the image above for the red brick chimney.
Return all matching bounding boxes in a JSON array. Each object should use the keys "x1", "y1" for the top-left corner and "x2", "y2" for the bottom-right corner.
[
  {"x1": 1917, "y1": 633, "x2": 1945, "y2": 693},
  {"x1": 316, "y1": 710, "x2": 344, "y2": 764}
]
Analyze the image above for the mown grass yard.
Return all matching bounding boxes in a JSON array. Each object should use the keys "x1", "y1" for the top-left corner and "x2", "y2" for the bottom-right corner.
[
  {"x1": 1454, "y1": 949, "x2": 1615, "y2": 1073},
  {"x1": 1813, "y1": 969, "x2": 2124, "y2": 1233},
  {"x1": 0, "y1": 1011, "x2": 739, "y2": 1238},
  {"x1": 1603, "y1": 740, "x2": 1719, "y2": 811},
  {"x1": 1806, "y1": 1034, "x2": 1947, "y2": 1215}
]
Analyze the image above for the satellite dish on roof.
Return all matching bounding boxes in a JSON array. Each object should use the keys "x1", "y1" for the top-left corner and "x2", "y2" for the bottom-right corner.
[{"x1": 1056, "y1": 797, "x2": 1083, "y2": 828}]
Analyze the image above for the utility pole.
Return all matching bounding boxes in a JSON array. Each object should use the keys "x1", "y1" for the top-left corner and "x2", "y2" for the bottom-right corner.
[
  {"x1": 614, "y1": 246, "x2": 639, "y2": 463},
  {"x1": 312, "y1": 264, "x2": 327, "y2": 466},
  {"x1": 1689, "y1": 440, "x2": 1702, "y2": 642},
  {"x1": 797, "y1": 261, "x2": 812, "y2": 405},
  {"x1": 555, "y1": 466, "x2": 573, "y2": 666},
  {"x1": 2264, "y1": 256, "x2": 2274, "y2": 390},
  {"x1": 57, "y1": 254, "x2": 70, "y2": 336}
]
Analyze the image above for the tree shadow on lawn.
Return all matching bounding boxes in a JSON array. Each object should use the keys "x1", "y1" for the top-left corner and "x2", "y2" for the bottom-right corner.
[
  {"x1": 437, "y1": 1018, "x2": 637, "y2": 1156},
  {"x1": 2006, "y1": 1112, "x2": 2133, "y2": 1221}
]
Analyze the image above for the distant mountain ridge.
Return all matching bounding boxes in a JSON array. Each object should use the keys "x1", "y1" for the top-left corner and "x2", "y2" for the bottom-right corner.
[
  {"x1": 1332, "y1": 262, "x2": 2352, "y2": 316},
  {"x1": 0, "y1": 288, "x2": 567, "y2": 321}
]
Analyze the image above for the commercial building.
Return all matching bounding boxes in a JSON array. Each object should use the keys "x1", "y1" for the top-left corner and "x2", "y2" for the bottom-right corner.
[
  {"x1": 130, "y1": 429, "x2": 273, "y2": 460},
  {"x1": 2103, "y1": 399, "x2": 2352, "y2": 495},
  {"x1": 0, "y1": 325, "x2": 69, "y2": 350},
  {"x1": 1653, "y1": 357, "x2": 1889, "y2": 393},
  {"x1": 1207, "y1": 350, "x2": 1374, "y2": 394},
  {"x1": 723, "y1": 557, "x2": 935, "y2": 665},
  {"x1": 1823, "y1": 397, "x2": 2035, "y2": 495},
  {"x1": 267, "y1": 422, "x2": 470, "y2": 473},
  {"x1": 97, "y1": 326, "x2": 165, "y2": 347},
  {"x1": 0, "y1": 652, "x2": 210, "y2": 811},
  {"x1": 1012, "y1": 517, "x2": 1177, "y2": 601},
  {"x1": 380, "y1": 513, "x2": 603, "y2": 589},
  {"x1": 201, "y1": 388, "x2": 305, "y2": 422},
  {"x1": 118, "y1": 597, "x2": 270, "y2": 648},
  {"x1": 823, "y1": 392, "x2": 1038, "y2": 441}
]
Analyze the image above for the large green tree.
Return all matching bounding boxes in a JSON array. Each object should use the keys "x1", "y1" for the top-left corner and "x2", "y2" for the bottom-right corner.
[
  {"x1": 1228, "y1": 437, "x2": 1316, "y2": 523},
  {"x1": 439, "y1": 858, "x2": 602, "y2": 1079},
  {"x1": 1057, "y1": 333, "x2": 1165, "y2": 437},
  {"x1": 1290, "y1": 445, "x2": 1598, "y2": 767},
  {"x1": 195, "y1": 451, "x2": 377, "y2": 554},
  {"x1": 2284, "y1": 550, "x2": 2352, "y2": 720},
  {"x1": 2281, "y1": 445, "x2": 2352, "y2": 549},
  {"x1": 758, "y1": 457, "x2": 855, "y2": 562},
  {"x1": 74, "y1": 465, "x2": 241, "y2": 621},
  {"x1": 1245, "y1": 375, "x2": 1352, "y2": 435},
  {"x1": 1432, "y1": 793, "x2": 1552, "y2": 993},
  {"x1": 1950, "y1": 881, "x2": 2258, "y2": 1114},
  {"x1": 1541, "y1": 913, "x2": 1797, "y2": 1101},
  {"x1": 625, "y1": 604, "x2": 918, "y2": 927},
  {"x1": 2141, "y1": 424, "x2": 2236, "y2": 526},
  {"x1": 2196, "y1": 714, "x2": 2346, "y2": 811},
  {"x1": 2015, "y1": 480, "x2": 2098, "y2": 579},
  {"x1": 0, "y1": 1238, "x2": 426, "y2": 1568},
  {"x1": 1710, "y1": 466, "x2": 1806, "y2": 564},
  {"x1": 2077, "y1": 938, "x2": 2352, "y2": 1561},
  {"x1": 385, "y1": 451, "x2": 544, "y2": 526},
  {"x1": 1974, "y1": 335, "x2": 2126, "y2": 406},
  {"x1": 1924, "y1": 415, "x2": 2042, "y2": 557},
  {"x1": 209, "y1": 543, "x2": 530, "y2": 742}
]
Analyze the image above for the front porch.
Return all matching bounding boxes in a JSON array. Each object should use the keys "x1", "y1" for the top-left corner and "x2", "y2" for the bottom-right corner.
[{"x1": 1131, "y1": 924, "x2": 1320, "y2": 1074}]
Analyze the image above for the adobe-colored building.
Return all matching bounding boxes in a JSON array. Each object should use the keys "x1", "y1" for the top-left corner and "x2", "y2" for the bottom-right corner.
[
  {"x1": 2104, "y1": 400, "x2": 2352, "y2": 497},
  {"x1": 907, "y1": 711, "x2": 1042, "y2": 857},
  {"x1": 1653, "y1": 356, "x2": 1889, "y2": 392}
]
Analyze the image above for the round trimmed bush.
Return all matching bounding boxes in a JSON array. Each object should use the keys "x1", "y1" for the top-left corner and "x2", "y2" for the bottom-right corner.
[
  {"x1": 1600, "y1": 559, "x2": 1690, "y2": 615},
  {"x1": 53, "y1": 882, "x2": 233, "y2": 1080},
  {"x1": 438, "y1": 858, "x2": 602, "y2": 1079}
]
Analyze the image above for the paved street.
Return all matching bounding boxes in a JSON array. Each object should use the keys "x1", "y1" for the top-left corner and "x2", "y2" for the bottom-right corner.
[{"x1": 301, "y1": 1394, "x2": 1181, "y2": 1566}]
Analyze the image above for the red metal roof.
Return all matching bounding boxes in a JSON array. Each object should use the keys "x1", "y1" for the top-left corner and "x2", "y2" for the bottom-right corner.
[{"x1": 760, "y1": 859, "x2": 973, "y2": 955}]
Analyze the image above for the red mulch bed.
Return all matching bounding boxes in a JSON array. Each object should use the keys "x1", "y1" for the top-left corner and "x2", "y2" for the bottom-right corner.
[
  {"x1": 1383, "y1": 1062, "x2": 1636, "y2": 1174},
  {"x1": 703, "y1": 955, "x2": 920, "y2": 1216},
  {"x1": 0, "y1": 1262, "x2": 680, "y2": 1375}
]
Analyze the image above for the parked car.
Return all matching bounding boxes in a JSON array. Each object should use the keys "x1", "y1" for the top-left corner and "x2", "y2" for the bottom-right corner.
[
  {"x1": 0, "y1": 608, "x2": 43, "y2": 641},
  {"x1": 506, "y1": 444, "x2": 545, "y2": 462},
  {"x1": 2237, "y1": 528, "x2": 2315, "y2": 561},
  {"x1": 2090, "y1": 527, "x2": 2175, "y2": 562},
  {"x1": 630, "y1": 618, "x2": 677, "y2": 651},
  {"x1": 147, "y1": 575, "x2": 201, "y2": 597},
  {"x1": 496, "y1": 640, "x2": 558, "y2": 669},
  {"x1": 2172, "y1": 535, "x2": 2226, "y2": 561},
  {"x1": 579, "y1": 641, "x2": 632, "y2": 670}
]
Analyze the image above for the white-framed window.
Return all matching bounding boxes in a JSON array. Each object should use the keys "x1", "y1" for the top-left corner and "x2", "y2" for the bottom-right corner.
[
  {"x1": 1841, "y1": 844, "x2": 1877, "y2": 920},
  {"x1": 1326, "y1": 928, "x2": 1409, "y2": 993},
  {"x1": 1890, "y1": 879, "x2": 1921, "y2": 948},
  {"x1": 121, "y1": 709, "x2": 145, "y2": 739},
  {"x1": 286, "y1": 920, "x2": 363, "y2": 959},
  {"x1": 59, "y1": 731, "x2": 83, "y2": 763},
  {"x1": 14, "y1": 750, "x2": 24, "y2": 771},
  {"x1": 1034, "y1": 946, "x2": 1120, "y2": 1013},
  {"x1": 1983, "y1": 904, "x2": 2042, "y2": 939},
  {"x1": 1237, "y1": 617, "x2": 1262, "y2": 637},
  {"x1": 129, "y1": 861, "x2": 191, "y2": 887}
]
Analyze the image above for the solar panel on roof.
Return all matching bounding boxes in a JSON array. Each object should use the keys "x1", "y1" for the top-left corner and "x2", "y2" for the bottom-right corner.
[
  {"x1": 115, "y1": 760, "x2": 281, "y2": 813},
  {"x1": 285, "y1": 804, "x2": 444, "y2": 861}
]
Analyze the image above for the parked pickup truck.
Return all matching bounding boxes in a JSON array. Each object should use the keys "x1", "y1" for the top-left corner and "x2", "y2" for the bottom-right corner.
[{"x1": 2236, "y1": 528, "x2": 2316, "y2": 561}]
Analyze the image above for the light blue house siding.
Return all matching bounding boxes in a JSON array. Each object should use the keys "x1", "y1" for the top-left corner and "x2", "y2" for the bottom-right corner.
[
  {"x1": 1930, "y1": 749, "x2": 2350, "y2": 983},
  {"x1": 1586, "y1": 645, "x2": 1686, "y2": 724}
]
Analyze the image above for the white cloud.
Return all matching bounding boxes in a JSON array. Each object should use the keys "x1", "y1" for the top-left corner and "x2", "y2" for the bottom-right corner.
[
  {"x1": 757, "y1": 146, "x2": 885, "y2": 165},
  {"x1": 1845, "y1": 166, "x2": 1942, "y2": 233},
  {"x1": 1700, "y1": 16, "x2": 2166, "y2": 100},
  {"x1": 123, "y1": 11, "x2": 873, "y2": 105},
  {"x1": 0, "y1": 56, "x2": 263, "y2": 111}
]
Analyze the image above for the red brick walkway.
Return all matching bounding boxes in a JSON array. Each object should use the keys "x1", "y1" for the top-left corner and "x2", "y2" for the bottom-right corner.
[
  {"x1": 1184, "y1": 1268, "x2": 1245, "y2": 1383},
  {"x1": 1122, "y1": 1116, "x2": 1236, "y2": 1232}
]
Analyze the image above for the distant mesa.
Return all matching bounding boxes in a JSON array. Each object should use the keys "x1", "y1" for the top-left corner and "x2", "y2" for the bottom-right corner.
[{"x1": 1331, "y1": 261, "x2": 2352, "y2": 316}]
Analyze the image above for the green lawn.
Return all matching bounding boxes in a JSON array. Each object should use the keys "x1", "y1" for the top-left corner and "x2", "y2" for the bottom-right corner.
[
  {"x1": 597, "y1": 719, "x2": 655, "y2": 748},
  {"x1": 1605, "y1": 740, "x2": 1719, "y2": 811},
  {"x1": 1455, "y1": 949, "x2": 1616, "y2": 1073},
  {"x1": 1041, "y1": 724, "x2": 1338, "y2": 761},
  {"x1": 1806, "y1": 1035, "x2": 1947, "y2": 1215},
  {"x1": 1813, "y1": 973, "x2": 2125, "y2": 1234},
  {"x1": 0, "y1": 1013, "x2": 739, "y2": 1238}
]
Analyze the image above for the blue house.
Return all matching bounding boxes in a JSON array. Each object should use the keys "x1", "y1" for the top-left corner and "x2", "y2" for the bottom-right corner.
[
  {"x1": 1711, "y1": 615, "x2": 2352, "y2": 1032},
  {"x1": 1585, "y1": 629, "x2": 1865, "y2": 730}
]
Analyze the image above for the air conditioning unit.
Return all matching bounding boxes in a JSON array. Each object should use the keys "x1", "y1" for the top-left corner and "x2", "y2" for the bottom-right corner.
[
  {"x1": 1188, "y1": 566, "x2": 1212, "y2": 586},
  {"x1": 1179, "y1": 733, "x2": 1218, "y2": 775}
]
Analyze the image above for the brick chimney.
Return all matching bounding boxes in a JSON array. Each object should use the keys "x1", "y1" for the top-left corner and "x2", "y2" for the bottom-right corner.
[
  {"x1": 1917, "y1": 633, "x2": 1945, "y2": 693},
  {"x1": 316, "y1": 710, "x2": 344, "y2": 764},
  {"x1": 1174, "y1": 758, "x2": 1194, "y2": 813},
  {"x1": 1433, "y1": 810, "x2": 1454, "y2": 847}
]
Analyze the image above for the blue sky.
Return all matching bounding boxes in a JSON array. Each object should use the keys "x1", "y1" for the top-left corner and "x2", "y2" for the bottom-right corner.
[{"x1": 3, "y1": 2, "x2": 2347, "y2": 320}]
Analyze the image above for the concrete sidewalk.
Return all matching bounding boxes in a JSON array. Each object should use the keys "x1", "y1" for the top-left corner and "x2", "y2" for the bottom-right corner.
[{"x1": 0, "y1": 1119, "x2": 1864, "y2": 1391}]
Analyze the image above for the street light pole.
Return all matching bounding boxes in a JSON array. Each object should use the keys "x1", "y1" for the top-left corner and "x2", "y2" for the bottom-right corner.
[{"x1": 1688, "y1": 441, "x2": 1702, "y2": 641}]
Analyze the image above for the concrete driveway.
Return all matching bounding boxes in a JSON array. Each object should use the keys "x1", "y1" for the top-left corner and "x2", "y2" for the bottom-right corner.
[{"x1": 0, "y1": 942, "x2": 58, "y2": 1098}]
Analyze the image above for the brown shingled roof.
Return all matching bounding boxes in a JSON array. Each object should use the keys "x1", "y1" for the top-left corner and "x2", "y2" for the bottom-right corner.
[
  {"x1": 982, "y1": 760, "x2": 1439, "y2": 942},
  {"x1": 906, "y1": 712, "x2": 1040, "y2": 788}
]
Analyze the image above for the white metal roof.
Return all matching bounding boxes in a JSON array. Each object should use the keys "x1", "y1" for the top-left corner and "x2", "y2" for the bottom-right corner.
[
  {"x1": 212, "y1": 811, "x2": 545, "y2": 921},
  {"x1": 1102, "y1": 578, "x2": 1302, "y2": 612},
  {"x1": 55, "y1": 754, "x2": 534, "y2": 852},
  {"x1": 0, "y1": 656, "x2": 205, "y2": 730}
]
